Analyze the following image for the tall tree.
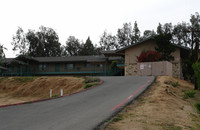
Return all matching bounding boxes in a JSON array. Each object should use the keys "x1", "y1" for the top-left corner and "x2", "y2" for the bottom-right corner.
[
  {"x1": 173, "y1": 22, "x2": 191, "y2": 46},
  {"x1": 60, "y1": 45, "x2": 67, "y2": 56},
  {"x1": 94, "y1": 44, "x2": 102, "y2": 55},
  {"x1": 190, "y1": 12, "x2": 200, "y2": 50},
  {"x1": 190, "y1": 12, "x2": 200, "y2": 33},
  {"x1": 65, "y1": 36, "x2": 82, "y2": 56},
  {"x1": 141, "y1": 30, "x2": 156, "y2": 40},
  {"x1": 0, "y1": 44, "x2": 6, "y2": 58},
  {"x1": 99, "y1": 30, "x2": 118, "y2": 51},
  {"x1": 117, "y1": 22, "x2": 133, "y2": 48},
  {"x1": 11, "y1": 27, "x2": 29, "y2": 55},
  {"x1": 157, "y1": 23, "x2": 163, "y2": 35},
  {"x1": 156, "y1": 23, "x2": 173, "y2": 35},
  {"x1": 27, "y1": 26, "x2": 61, "y2": 57},
  {"x1": 163, "y1": 23, "x2": 173, "y2": 34},
  {"x1": 0, "y1": 43, "x2": 7, "y2": 65},
  {"x1": 39, "y1": 26, "x2": 61, "y2": 57},
  {"x1": 131, "y1": 21, "x2": 141, "y2": 44},
  {"x1": 80, "y1": 37, "x2": 95, "y2": 55},
  {"x1": 155, "y1": 33, "x2": 176, "y2": 61},
  {"x1": 26, "y1": 29, "x2": 43, "y2": 56}
]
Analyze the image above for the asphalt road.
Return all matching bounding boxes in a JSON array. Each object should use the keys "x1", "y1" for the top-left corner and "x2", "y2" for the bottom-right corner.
[{"x1": 0, "y1": 76, "x2": 155, "y2": 130}]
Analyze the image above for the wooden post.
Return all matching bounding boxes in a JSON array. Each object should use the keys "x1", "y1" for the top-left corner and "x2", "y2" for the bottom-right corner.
[
  {"x1": 50, "y1": 89, "x2": 52, "y2": 97},
  {"x1": 60, "y1": 89, "x2": 63, "y2": 96}
]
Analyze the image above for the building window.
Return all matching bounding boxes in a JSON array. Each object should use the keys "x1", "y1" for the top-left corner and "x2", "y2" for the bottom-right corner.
[
  {"x1": 9, "y1": 66, "x2": 14, "y2": 72},
  {"x1": 97, "y1": 64, "x2": 103, "y2": 68},
  {"x1": 85, "y1": 63, "x2": 90, "y2": 68},
  {"x1": 39, "y1": 63, "x2": 47, "y2": 71},
  {"x1": 65, "y1": 64, "x2": 74, "y2": 70}
]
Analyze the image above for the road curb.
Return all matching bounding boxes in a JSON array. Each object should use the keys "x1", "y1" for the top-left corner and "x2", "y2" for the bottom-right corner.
[
  {"x1": 94, "y1": 76, "x2": 156, "y2": 130},
  {"x1": 0, "y1": 80, "x2": 104, "y2": 108}
]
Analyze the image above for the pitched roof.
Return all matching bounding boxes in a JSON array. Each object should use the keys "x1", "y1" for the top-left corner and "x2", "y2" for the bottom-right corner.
[
  {"x1": 15, "y1": 55, "x2": 38, "y2": 61},
  {"x1": 0, "y1": 66, "x2": 8, "y2": 70},
  {"x1": 33, "y1": 55, "x2": 107, "y2": 62},
  {"x1": 3, "y1": 58, "x2": 14, "y2": 63},
  {"x1": 115, "y1": 36, "x2": 191, "y2": 53},
  {"x1": 3, "y1": 58, "x2": 29, "y2": 65},
  {"x1": 116, "y1": 37, "x2": 155, "y2": 53},
  {"x1": 101, "y1": 50, "x2": 116, "y2": 54}
]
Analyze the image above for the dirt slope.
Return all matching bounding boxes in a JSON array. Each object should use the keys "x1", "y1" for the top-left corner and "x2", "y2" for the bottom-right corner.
[
  {"x1": 0, "y1": 76, "x2": 85, "y2": 105},
  {"x1": 106, "y1": 76, "x2": 200, "y2": 130}
]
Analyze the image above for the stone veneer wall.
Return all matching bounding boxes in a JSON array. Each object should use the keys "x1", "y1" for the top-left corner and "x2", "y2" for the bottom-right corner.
[
  {"x1": 172, "y1": 62, "x2": 181, "y2": 79},
  {"x1": 125, "y1": 62, "x2": 182, "y2": 78},
  {"x1": 125, "y1": 63, "x2": 137, "y2": 76}
]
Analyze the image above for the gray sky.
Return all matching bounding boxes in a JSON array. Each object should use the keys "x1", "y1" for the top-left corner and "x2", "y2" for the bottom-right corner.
[{"x1": 0, "y1": 0, "x2": 199, "y2": 57}]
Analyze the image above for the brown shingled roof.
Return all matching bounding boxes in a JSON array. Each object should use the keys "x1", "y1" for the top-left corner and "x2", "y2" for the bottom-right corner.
[{"x1": 33, "y1": 55, "x2": 107, "y2": 62}]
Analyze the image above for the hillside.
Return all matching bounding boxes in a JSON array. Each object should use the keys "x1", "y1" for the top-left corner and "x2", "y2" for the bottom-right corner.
[
  {"x1": 0, "y1": 76, "x2": 97, "y2": 106},
  {"x1": 106, "y1": 76, "x2": 200, "y2": 130}
]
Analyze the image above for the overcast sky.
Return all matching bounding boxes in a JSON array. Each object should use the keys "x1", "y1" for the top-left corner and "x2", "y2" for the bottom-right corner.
[{"x1": 0, "y1": 0, "x2": 200, "y2": 57}]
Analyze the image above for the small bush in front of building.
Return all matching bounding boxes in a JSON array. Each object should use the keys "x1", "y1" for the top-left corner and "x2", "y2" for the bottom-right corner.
[
  {"x1": 84, "y1": 77, "x2": 100, "y2": 84},
  {"x1": 84, "y1": 83, "x2": 98, "y2": 89},
  {"x1": 137, "y1": 50, "x2": 162, "y2": 62}
]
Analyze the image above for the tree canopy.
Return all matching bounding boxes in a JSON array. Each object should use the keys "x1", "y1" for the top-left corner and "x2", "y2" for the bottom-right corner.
[
  {"x1": 154, "y1": 33, "x2": 176, "y2": 61},
  {"x1": 79, "y1": 37, "x2": 95, "y2": 55},
  {"x1": 64, "y1": 36, "x2": 82, "y2": 56},
  {"x1": 10, "y1": 12, "x2": 200, "y2": 59},
  {"x1": 12, "y1": 26, "x2": 61, "y2": 57},
  {"x1": 11, "y1": 27, "x2": 28, "y2": 55},
  {"x1": 99, "y1": 30, "x2": 118, "y2": 51}
]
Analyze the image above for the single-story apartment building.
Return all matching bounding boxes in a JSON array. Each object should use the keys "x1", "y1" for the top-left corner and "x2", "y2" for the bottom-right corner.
[
  {"x1": 1, "y1": 55, "x2": 124, "y2": 76},
  {"x1": 1, "y1": 37, "x2": 192, "y2": 78}
]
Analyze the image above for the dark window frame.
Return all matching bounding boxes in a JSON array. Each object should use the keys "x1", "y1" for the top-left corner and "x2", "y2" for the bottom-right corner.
[
  {"x1": 65, "y1": 63, "x2": 74, "y2": 70},
  {"x1": 39, "y1": 63, "x2": 47, "y2": 71}
]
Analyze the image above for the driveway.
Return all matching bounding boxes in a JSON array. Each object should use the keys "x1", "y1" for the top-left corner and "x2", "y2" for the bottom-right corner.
[{"x1": 0, "y1": 76, "x2": 155, "y2": 130}]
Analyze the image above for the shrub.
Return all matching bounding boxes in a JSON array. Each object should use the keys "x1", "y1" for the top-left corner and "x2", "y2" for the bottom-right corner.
[
  {"x1": 84, "y1": 83, "x2": 98, "y2": 89},
  {"x1": 84, "y1": 77, "x2": 100, "y2": 84},
  {"x1": 172, "y1": 82, "x2": 179, "y2": 87},
  {"x1": 110, "y1": 61, "x2": 117, "y2": 70},
  {"x1": 154, "y1": 33, "x2": 175, "y2": 61},
  {"x1": 52, "y1": 94, "x2": 59, "y2": 98},
  {"x1": 137, "y1": 50, "x2": 162, "y2": 62},
  {"x1": 184, "y1": 90, "x2": 196, "y2": 99},
  {"x1": 195, "y1": 101, "x2": 200, "y2": 113},
  {"x1": 112, "y1": 114, "x2": 123, "y2": 122},
  {"x1": 192, "y1": 62, "x2": 200, "y2": 89},
  {"x1": 13, "y1": 77, "x2": 37, "y2": 83},
  {"x1": 0, "y1": 77, "x2": 7, "y2": 83}
]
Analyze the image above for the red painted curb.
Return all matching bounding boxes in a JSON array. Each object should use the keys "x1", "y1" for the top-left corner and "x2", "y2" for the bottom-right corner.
[
  {"x1": 111, "y1": 77, "x2": 151, "y2": 111},
  {"x1": 0, "y1": 80, "x2": 104, "y2": 108}
]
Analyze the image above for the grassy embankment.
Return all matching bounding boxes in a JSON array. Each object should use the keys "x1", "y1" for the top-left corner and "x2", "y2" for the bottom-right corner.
[
  {"x1": 106, "y1": 76, "x2": 200, "y2": 130},
  {"x1": 0, "y1": 76, "x2": 100, "y2": 105}
]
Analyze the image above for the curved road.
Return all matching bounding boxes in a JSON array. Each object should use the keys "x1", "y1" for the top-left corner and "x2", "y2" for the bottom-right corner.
[{"x1": 0, "y1": 76, "x2": 155, "y2": 130}]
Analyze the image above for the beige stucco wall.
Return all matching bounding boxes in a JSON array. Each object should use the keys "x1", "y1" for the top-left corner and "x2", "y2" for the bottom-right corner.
[
  {"x1": 125, "y1": 40, "x2": 157, "y2": 64},
  {"x1": 124, "y1": 40, "x2": 182, "y2": 78},
  {"x1": 137, "y1": 61, "x2": 173, "y2": 76}
]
